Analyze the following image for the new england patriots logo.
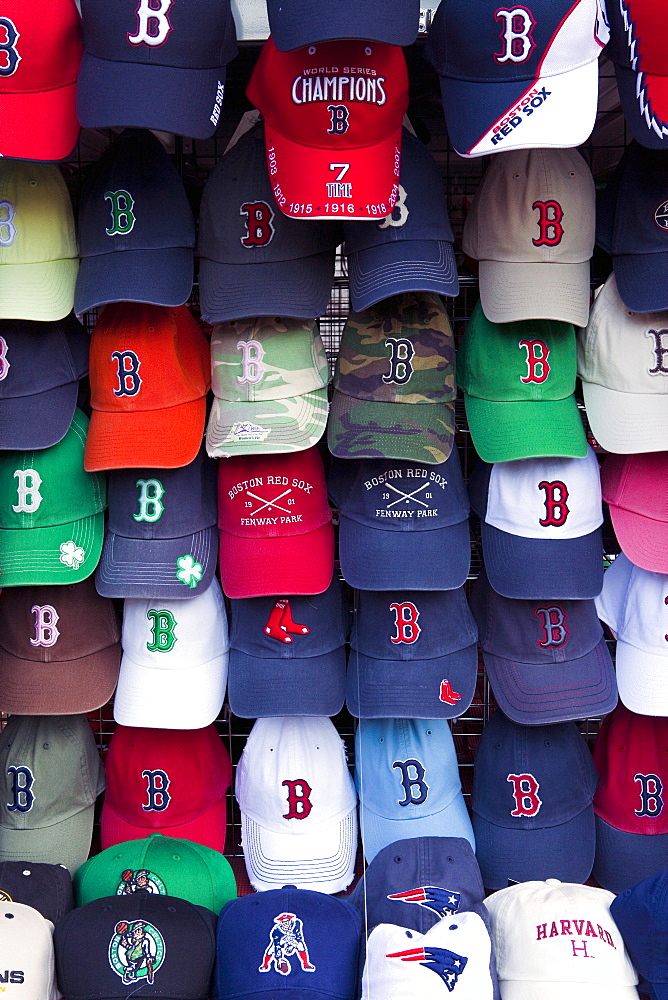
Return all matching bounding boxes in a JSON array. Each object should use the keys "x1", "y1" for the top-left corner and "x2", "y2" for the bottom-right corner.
[
  {"x1": 387, "y1": 886, "x2": 461, "y2": 918},
  {"x1": 387, "y1": 946, "x2": 468, "y2": 992},
  {"x1": 618, "y1": 0, "x2": 668, "y2": 141}
]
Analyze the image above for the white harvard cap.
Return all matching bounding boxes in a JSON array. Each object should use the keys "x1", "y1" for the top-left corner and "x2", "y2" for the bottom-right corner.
[
  {"x1": 114, "y1": 577, "x2": 229, "y2": 729},
  {"x1": 235, "y1": 716, "x2": 358, "y2": 894},
  {"x1": 0, "y1": 901, "x2": 58, "y2": 1000}
]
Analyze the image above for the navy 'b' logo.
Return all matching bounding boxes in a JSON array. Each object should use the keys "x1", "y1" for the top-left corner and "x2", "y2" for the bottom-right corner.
[
  {"x1": 0, "y1": 18, "x2": 21, "y2": 77},
  {"x1": 142, "y1": 769, "x2": 171, "y2": 812},
  {"x1": 327, "y1": 105, "x2": 349, "y2": 134},
  {"x1": 112, "y1": 350, "x2": 142, "y2": 397},
  {"x1": 6, "y1": 766, "x2": 34, "y2": 813},
  {"x1": 393, "y1": 758, "x2": 428, "y2": 806},
  {"x1": 635, "y1": 773, "x2": 664, "y2": 817}
]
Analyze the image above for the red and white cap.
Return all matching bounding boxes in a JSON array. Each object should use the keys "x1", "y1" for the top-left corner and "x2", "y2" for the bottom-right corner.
[{"x1": 246, "y1": 37, "x2": 408, "y2": 220}]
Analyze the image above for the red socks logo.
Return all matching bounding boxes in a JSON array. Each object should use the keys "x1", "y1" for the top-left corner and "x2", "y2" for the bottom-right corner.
[{"x1": 264, "y1": 600, "x2": 310, "y2": 644}]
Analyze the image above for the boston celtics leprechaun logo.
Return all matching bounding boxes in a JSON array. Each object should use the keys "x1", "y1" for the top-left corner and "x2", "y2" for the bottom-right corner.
[
  {"x1": 109, "y1": 919, "x2": 165, "y2": 985},
  {"x1": 116, "y1": 869, "x2": 167, "y2": 896}
]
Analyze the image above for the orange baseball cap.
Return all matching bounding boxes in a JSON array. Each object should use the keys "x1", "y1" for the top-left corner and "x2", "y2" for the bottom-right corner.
[{"x1": 84, "y1": 303, "x2": 210, "y2": 472}]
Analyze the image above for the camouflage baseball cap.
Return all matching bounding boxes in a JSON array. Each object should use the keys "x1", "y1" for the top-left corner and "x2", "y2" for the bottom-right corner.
[
  {"x1": 206, "y1": 317, "x2": 330, "y2": 458},
  {"x1": 327, "y1": 292, "x2": 455, "y2": 465}
]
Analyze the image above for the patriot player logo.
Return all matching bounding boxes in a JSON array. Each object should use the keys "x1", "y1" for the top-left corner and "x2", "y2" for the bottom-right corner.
[
  {"x1": 387, "y1": 886, "x2": 462, "y2": 917},
  {"x1": 387, "y1": 945, "x2": 468, "y2": 991},
  {"x1": 259, "y1": 913, "x2": 316, "y2": 976}
]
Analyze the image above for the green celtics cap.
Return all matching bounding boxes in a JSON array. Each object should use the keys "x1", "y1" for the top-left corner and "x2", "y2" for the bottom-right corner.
[
  {"x1": 206, "y1": 317, "x2": 329, "y2": 458},
  {"x1": 73, "y1": 832, "x2": 236, "y2": 913},
  {"x1": 327, "y1": 291, "x2": 455, "y2": 465},
  {"x1": 457, "y1": 300, "x2": 587, "y2": 463},
  {"x1": 0, "y1": 408, "x2": 106, "y2": 586}
]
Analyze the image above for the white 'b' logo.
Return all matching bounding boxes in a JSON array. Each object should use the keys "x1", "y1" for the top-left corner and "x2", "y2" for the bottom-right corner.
[
  {"x1": 13, "y1": 469, "x2": 42, "y2": 513},
  {"x1": 30, "y1": 605, "x2": 60, "y2": 648},
  {"x1": 127, "y1": 0, "x2": 173, "y2": 46},
  {"x1": 495, "y1": 7, "x2": 536, "y2": 63},
  {"x1": 237, "y1": 340, "x2": 265, "y2": 385},
  {"x1": 379, "y1": 185, "x2": 408, "y2": 229},
  {"x1": 134, "y1": 479, "x2": 165, "y2": 523}
]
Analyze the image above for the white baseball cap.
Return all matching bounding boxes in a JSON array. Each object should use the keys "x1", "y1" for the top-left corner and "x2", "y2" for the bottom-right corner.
[
  {"x1": 0, "y1": 901, "x2": 58, "y2": 1000},
  {"x1": 462, "y1": 148, "x2": 595, "y2": 326},
  {"x1": 235, "y1": 716, "x2": 358, "y2": 894},
  {"x1": 578, "y1": 273, "x2": 668, "y2": 453},
  {"x1": 484, "y1": 879, "x2": 638, "y2": 1000},
  {"x1": 114, "y1": 577, "x2": 229, "y2": 729},
  {"x1": 595, "y1": 552, "x2": 668, "y2": 716}
]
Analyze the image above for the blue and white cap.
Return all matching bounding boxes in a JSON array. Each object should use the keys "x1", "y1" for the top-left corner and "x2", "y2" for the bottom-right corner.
[{"x1": 266, "y1": 0, "x2": 419, "y2": 51}]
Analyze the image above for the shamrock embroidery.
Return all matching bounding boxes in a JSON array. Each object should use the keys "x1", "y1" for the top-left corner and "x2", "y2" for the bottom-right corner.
[
  {"x1": 176, "y1": 554, "x2": 203, "y2": 589},
  {"x1": 60, "y1": 540, "x2": 85, "y2": 570}
]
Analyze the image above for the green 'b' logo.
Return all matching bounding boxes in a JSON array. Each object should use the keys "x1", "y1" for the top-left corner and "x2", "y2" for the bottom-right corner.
[
  {"x1": 146, "y1": 609, "x2": 177, "y2": 653},
  {"x1": 105, "y1": 189, "x2": 136, "y2": 236}
]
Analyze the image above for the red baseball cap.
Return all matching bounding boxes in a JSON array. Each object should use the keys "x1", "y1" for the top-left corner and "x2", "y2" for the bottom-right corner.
[
  {"x1": 100, "y1": 724, "x2": 231, "y2": 853},
  {"x1": 246, "y1": 37, "x2": 408, "y2": 220},
  {"x1": 218, "y1": 447, "x2": 334, "y2": 598},
  {"x1": 0, "y1": 0, "x2": 82, "y2": 161},
  {"x1": 84, "y1": 303, "x2": 210, "y2": 472},
  {"x1": 601, "y1": 452, "x2": 668, "y2": 574}
]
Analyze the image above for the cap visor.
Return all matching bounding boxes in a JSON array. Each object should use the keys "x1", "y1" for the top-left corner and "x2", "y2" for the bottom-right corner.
[
  {"x1": 74, "y1": 247, "x2": 194, "y2": 315},
  {"x1": 206, "y1": 390, "x2": 328, "y2": 457},
  {"x1": 0, "y1": 804, "x2": 95, "y2": 875},
  {"x1": 582, "y1": 381, "x2": 668, "y2": 454},
  {"x1": 84, "y1": 397, "x2": 206, "y2": 471},
  {"x1": 0, "y1": 511, "x2": 104, "y2": 587},
  {"x1": 240, "y1": 809, "x2": 357, "y2": 893},
  {"x1": 608, "y1": 504, "x2": 668, "y2": 574},
  {"x1": 0, "y1": 380, "x2": 79, "y2": 451},
  {"x1": 347, "y1": 240, "x2": 459, "y2": 312},
  {"x1": 198, "y1": 252, "x2": 335, "y2": 323},
  {"x1": 327, "y1": 391, "x2": 454, "y2": 465},
  {"x1": 497, "y1": 981, "x2": 639, "y2": 1000},
  {"x1": 0, "y1": 259, "x2": 78, "y2": 322},
  {"x1": 615, "y1": 638, "x2": 668, "y2": 715},
  {"x1": 463, "y1": 394, "x2": 587, "y2": 463},
  {"x1": 593, "y1": 815, "x2": 668, "y2": 895},
  {"x1": 113, "y1": 651, "x2": 227, "y2": 729},
  {"x1": 100, "y1": 796, "x2": 228, "y2": 854},
  {"x1": 0, "y1": 85, "x2": 79, "y2": 161},
  {"x1": 95, "y1": 527, "x2": 217, "y2": 599},
  {"x1": 478, "y1": 260, "x2": 591, "y2": 327},
  {"x1": 228, "y1": 646, "x2": 346, "y2": 718},
  {"x1": 614, "y1": 251, "x2": 668, "y2": 312},
  {"x1": 218, "y1": 522, "x2": 334, "y2": 599},
  {"x1": 0, "y1": 643, "x2": 120, "y2": 715},
  {"x1": 613, "y1": 62, "x2": 668, "y2": 150},
  {"x1": 360, "y1": 794, "x2": 474, "y2": 864}
]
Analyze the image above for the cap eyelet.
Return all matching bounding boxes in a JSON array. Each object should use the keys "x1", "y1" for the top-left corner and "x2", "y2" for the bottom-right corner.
[
  {"x1": 365, "y1": 46, "x2": 372, "y2": 55},
  {"x1": 308, "y1": 45, "x2": 316, "y2": 54},
  {"x1": 394, "y1": 856, "x2": 402, "y2": 864},
  {"x1": 449, "y1": 924, "x2": 458, "y2": 931},
  {"x1": 4, "y1": 913, "x2": 14, "y2": 919},
  {"x1": 43, "y1": 743, "x2": 50, "y2": 749},
  {"x1": 167, "y1": 906, "x2": 176, "y2": 913},
  {"x1": 21, "y1": 870, "x2": 30, "y2": 877}
]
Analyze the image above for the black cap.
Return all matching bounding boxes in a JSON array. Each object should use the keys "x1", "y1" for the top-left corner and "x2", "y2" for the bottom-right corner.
[{"x1": 0, "y1": 861, "x2": 73, "y2": 925}]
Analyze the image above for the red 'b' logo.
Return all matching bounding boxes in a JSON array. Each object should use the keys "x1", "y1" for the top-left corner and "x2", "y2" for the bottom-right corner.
[
  {"x1": 282, "y1": 779, "x2": 312, "y2": 820},
  {"x1": 532, "y1": 200, "x2": 564, "y2": 247},
  {"x1": 389, "y1": 602, "x2": 421, "y2": 644},
  {"x1": 538, "y1": 480, "x2": 569, "y2": 527},
  {"x1": 240, "y1": 201, "x2": 275, "y2": 247},
  {"x1": 507, "y1": 773, "x2": 542, "y2": 816}
]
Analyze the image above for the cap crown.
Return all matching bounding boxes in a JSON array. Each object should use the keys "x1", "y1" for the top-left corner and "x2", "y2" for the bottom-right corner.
[
  {"x1": 611, "y1": 871, "x2": 668, "y2": 986},
  {"x1": 601, "y1": 142, "x2": 668, "y2": 256},
  {"x1": 0, "y1": 0, "x2": 81, "y2": 96},
  {"x1": 601, "y1": 451, "x2": 668, "y2": 519},
  {"x1": 607, "y1": 0, "x2": 666, "y2": 74},
  {"x1": 0, "y1": 901, "x2": 58, "y2": 1000},
  {"x1": 0, "y1": 316, "x2": 88, "y2": 401},
  {"x1": 595, "y1": 552, "x2": 668, "y2": 657},
  {"x1": 0, "y1": 862, "x2": 72, "y2": 926},
  {"x1": 0, "y1": 162, "x2": 77, "y2": 267}
]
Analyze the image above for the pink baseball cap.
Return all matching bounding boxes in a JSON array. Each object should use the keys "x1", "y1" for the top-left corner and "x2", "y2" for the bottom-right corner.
[{"x1": 601, "y1": 452, "x2": 668, "y2": 573}]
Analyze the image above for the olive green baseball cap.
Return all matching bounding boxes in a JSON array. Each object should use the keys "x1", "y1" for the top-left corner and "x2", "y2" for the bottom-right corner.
[
  {"x1": 0, "y1": 408, "x2": 107, "y2": 586},
  {"x1": 457, "y1": 300, "x2": 587, "y2": 463}
]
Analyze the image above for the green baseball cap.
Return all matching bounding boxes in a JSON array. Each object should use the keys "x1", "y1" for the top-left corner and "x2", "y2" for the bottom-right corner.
[
  {"x1": 327, "y1": 291, "x2": 455, "y2": 465},
  {"x1": 206, "y1": 316, "x2": 329, "y2": 457},
  {"x1": 457, "y1": 300, "x2": 587, "y2": 463},
  {"x1": 0, "y1": 408, "x2": 107, "y2": 586},
  {"x1": 73, "y1": 832, "x2": 237, "y2": 913}
]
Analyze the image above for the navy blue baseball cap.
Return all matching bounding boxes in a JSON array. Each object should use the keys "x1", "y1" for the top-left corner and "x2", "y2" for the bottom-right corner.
[
  {"x1": 198, "y1": 122, "x2": 338, "y2": 323},
  {"x1": 266, "y1": 0, "x2": 419, "y2": 51},
  {"x1": 347, "y1": 587, "x2": 478, "y2": 719},
  {"x1": 611, "y1": 870, "x2": 668, "y2": 1000},
  {"x1": 95, "y1": 444, "x2": 218, "y2": 600},
  {"x1": 343, "y1": 129, "x2": 458, "y2": 312},
  {"x1": 77, "y1": 0, "x2": 237, "y2": 138},
  {"x1": 227, "y1": 577, "x2": 350, "y2": 719},
  {"x1": 472, "y1": 710, "x2": 598, "y2": 890},
  {"x1": 0, "y1": 314, "x2": 88, "y2": 450},
  {"x1": 213, "y1": 886, "x2": 362, "y2": 1000},
  {"x1": 328, "y1": 452, "x2": 471, "y2": 591},
  {"x1": 471, "y1": 569, "x2": 617, "y2": 725},
  {"x1": 75, "y1": 130, "x2": 195, "y2": 315},
  {"x1": 0, "y1": 861, "x2": 73, "y2": 926}
]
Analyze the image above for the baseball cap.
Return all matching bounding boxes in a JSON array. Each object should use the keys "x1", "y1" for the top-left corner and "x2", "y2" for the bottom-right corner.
[
  {"x1": 75, "y1": 129, "x2": 195, "y2": 315},
  {"x1": 95, "y1": 446, "x2": 218, "y2": 600},
  {"x1": 347, "y1": 587, "x2": 478, "y2": 719},
  {"x1": 84, "y1": 303, "x2": 210, "y2": 472},
  {"x1": 246, "y1": 37, "x2": 408, "y2": 221},
  {"x1": 217, "y1": 447, "x2": 334, "y2": 599},
  {"x1": 611, "y1": 870, "x2": 668, "y2": 1000},
  {"x1": 426, "y1": 0, "x2": 608, "y2": 157},
  {"x1": 74, "y1": 832, "x2": 236, "y2": 913},
  {"x1": 0, "y1": 714, "x2": 105, "y2": 875},
  {"x1": 101, "y1": 724, "x2": 231, "y2": 854},
  {"x1": 578, "y1": 274, "x2": 668, "y2": 453},
  {"x1": 462, "y1": 148, "x2": 595, "y2": 326},
  {"x1": 602, "y1": 452, "x2": 668, "y2": 573},
  {"x1": 328, "y1": 292, "x2": 456, "y2": 464},
  {"x1": 265, "y1": 0, "x2": 419, "y2": 50},
  {"x1": 77, "y1": 0, "x2": 238, "y2": 138},
  {"x1": 235, "y1": 716, "x2": 358, "y2": 894},
  {"x1": 213, "y1": 886, "x2": 362, "y2": 1000},
  {"x1": 593, "y1": 703, "x2": 668, "y2": 895},
  {"x1": 355, "y1": 718, "x2": 475, "y2": 864},
  {"x1": 343, "y1": 129, "x2": 459, "y2": 312},
  {"x1": 328, "y1": 451, "x2": 471, "y2": 591},
  {"x1": 0, "y1": 577, "x2": 121, "y2": 715},
  {"x1": 469, "y1": 447, "x2": 604, "y2": 600},
  {"x1": 0, "y1": 0, "x2": 81, "y2": 161},
  {"x1": 457, "y1": 302, "x2": 587, "y2": 463},
  {"x1": 484, "y1": 880, "x2": 638, "y2": 1000},
  {"x1": 472, "y1": 711, "x2": 598, "y2": 890},
  {"x1": 595, "y1": 552, "x2": 668, "y2": 716},
  {"x1": 0, "y1": 902, "x2": 59, "y2": 1000},
  {"x1": 0, "y1": 314, "x2": 88, "y2": 451},
  {"x1": 0, "y1": 162, "x2": 78, "y2": 322},
  {"x1": 206, "y1": 317, "x2": 329, "y2": 458},
  {"x1": 114, "y1": 578, "x2": 229, "y2": 730},
  {"x1": 0, "y1": 408, "x2": 107, "y2": 587},
  {"x1": 227, "y1": 577, "x2": 349, "y2": 719},
  {"x1": 0, "y1": 862, "x2": 73, "y2": 925},
  {"x1": 348, "y1": 836, "x2": 485, "y2": 934},
  {"x1": 198, "y1": 122, "x2": 338, "y2": 323},
  {"x1": 470, "y1": 568, "x2": 617, "y2": 725}
]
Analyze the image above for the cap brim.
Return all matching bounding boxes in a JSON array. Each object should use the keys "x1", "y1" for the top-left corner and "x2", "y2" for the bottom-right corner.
[
  {"x1": 100, "y1": 796, "x2": 228, "y2": 854},
  {"x1": 84, "y1": 397, "x2": 206, "y2": 471},
  {"x1": 219, "y1": 522, "x2": 334, "y2": 599},
  {"x1": 198, "y1": 252, "x2": 335, "y2": 323},
  {"x1": 0, "y1": 512, "x2": 104, "y2": 587},
  {"x1": 74, "y1": 247, "x2": 194, "y2": 315},
  {"x1": 615, "y1": 638, "x2": 668, "y2": 715},
  {"x1": 95, "y1": 527, "x2": 217, "y2": 599},
  {"x1": 481, "y1": 636, "x2": 617, "y2": 725},
  {"x1": 0, "y1": 804, "x2": 96, "y2": 875},
  {"x1": 327, "y1": 391, "x2": 454, "y2": 465},
  {"x1": 581, "y1": 381, "x2": 668, "y2": 454},
  {"x1": 0, "y1": 380, "x2": 80, "y2": 451},
  {"x1": 347, "y1": 240, "x2": 459, "y2": 312},
  {"x1": 613, "y1": 62, "x2": 668, "y2": 150},
  {"x1": 608, "y1": 504, "x2": 668, "y2": 575},
  {"x1": 463, "y1": 394, "x2": 587, "y2": 463},
  {"x1": 593, "y1": 814, "x2": 668, "y2": 895},
  {"x1": 240, "y1": 809, "x2": 357, "y2": 893},
  {"x1": 614, "y1": 252, "x2": 668, "y2": 312},
  {"x1": 0, "y1": 85, "x2": 80, "y2": 161},
  {"x1": 113, "y1": 651, "x2": 227, "y2": 729},
  {"x1": 206, "y1": 390, "x2": 328, "y2": 457},
  {"x1": 338, "y1": 514, "x2": 470, "y2": 591},
  {"x1": 360, "y1": 794, "x2": 474, "y2": 864},
  {"x1": 0, "y1": 259, "x2": 78, "y2": 322},
  {"x1": 497, "y1": 981, "x2": 639, "y2": 1000},
  {"x1": 0, "y1": 642, "x2": 120, "y2": 715},
  {"x1": 478, "y1": 260, "x2": 591, "y2": 327},
  {"x1": 228, "y1": 646, "x2": 346, "y2": 718}
]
